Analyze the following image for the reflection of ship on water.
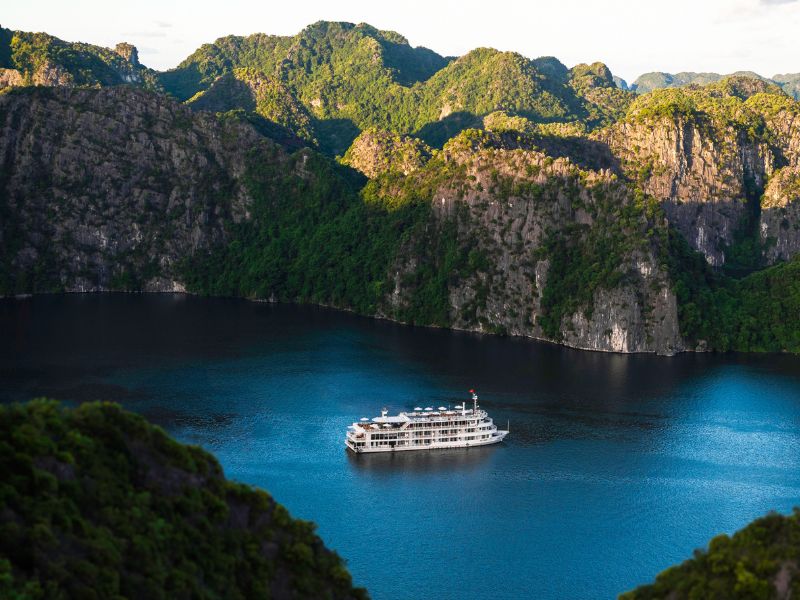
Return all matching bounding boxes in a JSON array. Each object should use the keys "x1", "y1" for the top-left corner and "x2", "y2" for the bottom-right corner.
[{"x1": 345, "y1": 390, "x2": 508, "y2": 453}]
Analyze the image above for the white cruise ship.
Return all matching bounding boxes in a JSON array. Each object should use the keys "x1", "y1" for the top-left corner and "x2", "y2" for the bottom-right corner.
[{"x1": 345, "y1": 391, "x2": 508, "y2": 453}]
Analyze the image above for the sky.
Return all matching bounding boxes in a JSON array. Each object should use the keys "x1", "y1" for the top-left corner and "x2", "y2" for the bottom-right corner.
[{"x1": 2, "y1": 0, "x2": 799, "y2": 82}]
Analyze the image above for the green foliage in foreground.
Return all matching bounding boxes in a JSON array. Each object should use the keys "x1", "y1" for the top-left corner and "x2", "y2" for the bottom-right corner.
[
  {"x1": 0, "y1": 400, "x2": 366, "y2": 600},
  {"x1": 621, "y1": 509, "x2": 800, "y2": 599},
  {"x1": 668, "y1": 230, "x2": 800, "y2": 352}
]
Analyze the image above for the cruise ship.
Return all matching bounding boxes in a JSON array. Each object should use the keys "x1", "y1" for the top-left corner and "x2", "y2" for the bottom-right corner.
[{"x1": 345, "y1": 391, "x2": 508, "y2": 453}]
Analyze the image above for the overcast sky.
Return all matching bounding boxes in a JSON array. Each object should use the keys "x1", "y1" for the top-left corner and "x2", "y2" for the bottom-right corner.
[{"x1": 3, "y1": 0, "x2": 798, "y2": 82}]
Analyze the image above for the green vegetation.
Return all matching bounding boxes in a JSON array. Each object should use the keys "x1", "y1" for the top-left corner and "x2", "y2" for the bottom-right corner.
[
  {"x1": 4, "y1": 21, "x2": 800, "y2": 355},
  {"x1": 418, "y1": 49, "x2": 578, "y2": 127},
  {"x1": 159, "y1": 22, "x2": 630, "y2": 152},
  {"x1": 482, "y1": 111, "x2": 537, "y2": 135},
  {"x1": 625, "y1": 80, "x2": 781, "y2": 140},
  {"x1": 388, "y1": 215, "x2": 466, "y2": 327},
  {"x1": 632, "y1": 69, "x2": 800, "y2": 100},
  {"x1": 538, "y1": 187, "x2": 663, "y2": 339},
  {"x1": 181, "y1": 147, "x2": 430, "y2": 315},
  {"x1": 539, "y1": 223, "x2": 627, "y2": 339},
  {"x1": 0, "y1": 400, "x2": 366, "y2": 599},
  {"x1": 772, "y1": 72, "x2": 800, "y2": 101},
  {"x1": 569, "y1": 62, "x2": 633, "y2": 125},
  {"x1": 0, "y1": 27, "x2": 161, "y2": 90},
  {"x1": 341, "y1": 128, "x2": 432, "y2": 178},
  {"x1": 159, "y1": 22, "x2": 449, "y2": 103},
  {"x1": 182, "y1": 124, "x2": 494, "y2": 329},
  {"x1": 744, "y1": 91, "x2": 800, "y2": 119},
  {"x1": 622, "y1": 509, "x2": 800, "y2": 599},
  {"x1": 667, "y1": 230, "x2": 800, "y2": 352},
  {"x1": 187, "y1": 68, "x2": 317, "y2": 144}
]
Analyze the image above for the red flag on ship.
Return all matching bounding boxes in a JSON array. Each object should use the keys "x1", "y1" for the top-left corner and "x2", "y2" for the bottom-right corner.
[{"x1": 469, "y1": 389, "x2": 475, "y2": 393}]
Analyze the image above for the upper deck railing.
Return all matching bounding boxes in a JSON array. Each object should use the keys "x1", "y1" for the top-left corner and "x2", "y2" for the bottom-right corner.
[
  {"x1": 402, "y1": 409, "x2": 487, "y2": 422},
  {"x1": 352, "y1": 410, "x2": 490, "y2": 432}
]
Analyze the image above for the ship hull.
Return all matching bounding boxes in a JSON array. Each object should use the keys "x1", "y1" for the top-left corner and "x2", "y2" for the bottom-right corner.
[{"x1": 345, "y1": 431, "x2": 508, "y2": 454}]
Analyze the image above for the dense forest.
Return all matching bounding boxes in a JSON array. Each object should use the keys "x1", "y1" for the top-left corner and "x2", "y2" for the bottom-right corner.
[{"x1": 0, "y1": 400, "x2": 367, "y2": 599}]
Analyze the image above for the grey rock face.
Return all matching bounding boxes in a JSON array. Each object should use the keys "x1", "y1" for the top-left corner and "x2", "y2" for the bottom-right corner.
[
  {"x1": 760, "y1": 166, "x2": 800, "y2": 263},
  {"x1": 755, "y1": 103, "x2": 800, "y2": 263},
  {"x1": 383, "y1": 145, "x2": 684, "y2": 355},
  {"x1": 0, "y1": 87, "x2": 272, "y2": 291},
  {"x1": 561, "y1": 282, "x2": 683, "y2": 355},
  {"x1": 0, "y1": 68, "x2": 24, "y2": 89},
  {"x1": 600, "y1": 117, "x2": 773, "y2": 266},
  {"x1": 114, "y1": 42, "x2": 140, "y2": 66}
]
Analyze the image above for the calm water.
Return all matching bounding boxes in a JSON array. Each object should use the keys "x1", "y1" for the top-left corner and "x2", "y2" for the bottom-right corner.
[{"x1": 3, "y1": 294, "x2": 800, "y2": 599}]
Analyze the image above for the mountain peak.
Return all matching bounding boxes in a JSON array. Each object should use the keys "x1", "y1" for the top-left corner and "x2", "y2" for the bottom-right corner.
[
  {"x1": 114, "y1": 42, "x2": 139, "y2": 66},
  {"x1": 532, "y1": 56, "x2": 569, "y2": 82},
  {"x1": 569, "y1": 62, "x2": 616, "y2": 90}
]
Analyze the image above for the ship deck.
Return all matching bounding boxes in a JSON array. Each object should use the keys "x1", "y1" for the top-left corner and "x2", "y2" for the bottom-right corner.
[{"x1": 353, "y1": 409, "x2": 487, "y2": 431}]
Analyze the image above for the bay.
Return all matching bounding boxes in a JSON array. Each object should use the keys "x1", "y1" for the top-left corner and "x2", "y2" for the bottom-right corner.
[{"x1": 2, "y1": 293, "x2": 800, "y2": 599}]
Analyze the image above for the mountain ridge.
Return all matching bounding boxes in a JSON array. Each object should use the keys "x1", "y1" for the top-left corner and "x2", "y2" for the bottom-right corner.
[
  {"x1": 624, "y1": 69, "x2": 800, "y2": 99},
  {"x1": 1, "y1": 22, "x2": 800, "y2": 355}
]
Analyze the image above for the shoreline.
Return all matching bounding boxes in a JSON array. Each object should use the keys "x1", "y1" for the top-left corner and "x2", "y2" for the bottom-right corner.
[{"x1": 3, "y1": 287, "x2": 700, "y2": 358}]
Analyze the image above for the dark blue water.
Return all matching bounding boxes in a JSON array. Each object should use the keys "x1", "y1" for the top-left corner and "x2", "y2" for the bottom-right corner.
[{"x1": 3, "y1": 294, "x2": 800, "y2": 599}]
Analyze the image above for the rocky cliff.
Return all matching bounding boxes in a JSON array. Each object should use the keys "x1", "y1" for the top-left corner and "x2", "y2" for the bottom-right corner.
[
  {"x1": 756, "y1": 96, "x2": 800, "y2": 262},
  {"x1": 598, "y1": 80, "x2": 800, "y2": 267},
  {"x1": 0, "y1": 86, "x2": 285, "y2": 293},
  {"x1": 600, "y1": 115, "x2": 771, "y2": 266},
  {"x1": 342, "y1": 129, "x2": 432, "y2": 177},
  {"x1": 376, "y1": 130, "x2": 684, "y2": 354},
  {"x1": 761, "y1": 166, "x2": 800, "y2": 263}
]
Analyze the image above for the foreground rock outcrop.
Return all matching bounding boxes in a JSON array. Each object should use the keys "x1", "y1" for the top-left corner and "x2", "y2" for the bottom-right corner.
[
  {"x1": 622, "y1": 509, "x2": 800, "y2": 599},
  {"x1": 0, "y1": 400, "x2": 367, "y2": 599}
]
